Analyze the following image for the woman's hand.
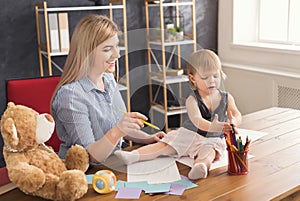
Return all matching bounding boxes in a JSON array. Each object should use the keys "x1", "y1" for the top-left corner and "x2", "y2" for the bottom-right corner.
[{"x1": 116, "y1": 112, "x2": 148, "y2": 137}]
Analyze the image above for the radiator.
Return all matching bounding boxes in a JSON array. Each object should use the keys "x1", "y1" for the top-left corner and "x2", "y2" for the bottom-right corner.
[{"x1": 277, "y1": 85, "x2": 300, "y2": 110}]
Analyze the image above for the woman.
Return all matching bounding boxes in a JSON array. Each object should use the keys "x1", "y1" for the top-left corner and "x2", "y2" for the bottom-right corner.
[{"x1": 51, "y1": 14, "x2": 164, "y2": 164}]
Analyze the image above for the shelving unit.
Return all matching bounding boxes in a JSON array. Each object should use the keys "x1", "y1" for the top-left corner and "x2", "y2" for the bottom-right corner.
[
  {"x1": 145, "y1": 0, "x2": 196, "y2": 132},
  {"x1": 34, "y1": 0, "x2": 130, "y2": 111}
]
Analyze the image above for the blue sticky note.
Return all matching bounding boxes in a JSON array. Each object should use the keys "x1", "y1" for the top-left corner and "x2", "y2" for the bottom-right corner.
[
  {"x1": 165, "y1": 183, "x2": 186, "y2": 195},
  {"x1": 115, "y1": 187, "x2": 142, "y2": 199},
  {"x1": 115, "y1": 180, "x2": 126, "y2": 191},
  {"x1": 125, "y1": 181, "x2": 148, "y2": 190},
  {"x1": 172, "y1": 178, "x2": 197, "y2": 190},
  {"x1": 85, "y1": 174, "x2": 93, "y2": 185},
  {"x1": 144, "y1": 183, "x2": 171, "y2": 194}
]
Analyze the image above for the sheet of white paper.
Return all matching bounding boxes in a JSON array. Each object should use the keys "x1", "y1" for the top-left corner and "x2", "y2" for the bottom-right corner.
[
  {"x1": 234, "y1": 128, "x2": 267, "y2": 143},
  {"x1": 176, "y1": 128, "x2": 267, "y2": 169},
  {"x1": 177, "y1": 151, "x2": 254, "y2": 169},
  {"x1": 127, "y1": 156, "x2": 181, "y2": 184}
]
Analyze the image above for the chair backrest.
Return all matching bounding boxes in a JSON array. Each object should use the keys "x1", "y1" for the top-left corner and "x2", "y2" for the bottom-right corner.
[
  {"x1": 6, "y1": 76, "x2": 62, "y2": 152},
  {"x1": 0, "y1": 167, "x2": 10, "y2": 187}
]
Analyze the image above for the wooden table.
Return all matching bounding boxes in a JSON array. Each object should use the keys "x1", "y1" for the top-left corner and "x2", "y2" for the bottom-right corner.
[{"x1": 1, "y1": 107, "x2": 300, "y2": 201}]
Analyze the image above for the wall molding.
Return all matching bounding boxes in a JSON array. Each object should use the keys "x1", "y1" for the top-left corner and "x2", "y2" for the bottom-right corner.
[{"x1": 222, "y1": 62, "x2": 300, "y2": 79}]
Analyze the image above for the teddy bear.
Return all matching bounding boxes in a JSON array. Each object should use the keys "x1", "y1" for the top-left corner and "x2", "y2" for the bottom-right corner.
[{"x1": 1, "y1": 102, "x2": 90, "y2": 201}]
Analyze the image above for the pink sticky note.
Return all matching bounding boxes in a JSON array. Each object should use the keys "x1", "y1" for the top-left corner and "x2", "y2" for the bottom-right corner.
[
  {"x1": 115, "y1": 187, "x2": 142, "y2": 199},
  {"x1": 165, "y1": 183, "x2": 186, "y2": 195}
]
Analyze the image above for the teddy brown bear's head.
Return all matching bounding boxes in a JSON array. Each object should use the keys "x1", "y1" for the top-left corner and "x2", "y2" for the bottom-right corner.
[{"x1": 1, "y1": 102, "x2": 55, "y2": 152}]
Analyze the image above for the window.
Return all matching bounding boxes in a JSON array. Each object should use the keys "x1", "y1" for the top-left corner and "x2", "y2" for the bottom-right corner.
[
  {"x1": 233, "y1": 0, "x2": 300, "y2": 49},
  {"x1": 259, "y1": 0, "x2": 300, "y2": 45},
  {"x1": 219, "y1": 0, "x2": 300, "y2": 75}
]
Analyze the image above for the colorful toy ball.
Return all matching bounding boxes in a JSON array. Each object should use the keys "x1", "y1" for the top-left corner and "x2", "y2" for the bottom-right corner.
[{"x1": 92, "y1": 170, "x2": 117, "y2": 194}]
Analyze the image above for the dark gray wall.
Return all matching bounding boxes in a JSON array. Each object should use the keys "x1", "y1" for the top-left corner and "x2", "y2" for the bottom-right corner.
[{"x1": 0, "y1": 0, "x2": 218, "y2": 167}]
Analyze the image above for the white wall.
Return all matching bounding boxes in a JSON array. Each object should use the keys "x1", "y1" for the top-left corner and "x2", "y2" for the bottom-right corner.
[{"x1": 218, "y1": 0, "x2": 300, "y2": 115}]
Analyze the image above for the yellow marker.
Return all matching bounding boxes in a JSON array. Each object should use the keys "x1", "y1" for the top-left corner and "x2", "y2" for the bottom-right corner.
[{"x1": 119, "y1": 109, "x2": 160, "y2": 130}]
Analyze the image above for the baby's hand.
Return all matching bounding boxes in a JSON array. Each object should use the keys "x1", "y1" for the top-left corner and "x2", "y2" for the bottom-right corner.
[
  {"x1": 228, "y1": 111, "x2": 239, "y2": 134},
  {"x1": 151, "y1": 131, "x2": 166, "y2": 142},
  {"x1": 209, "y1": 114, "x2": 232, "y2": 133},
  {"x1": 142, "y1": 131, "x2": 166, "y2": 144},
  {"x1": 230, "y1": 123, "x2": 239, "y2": 134}
]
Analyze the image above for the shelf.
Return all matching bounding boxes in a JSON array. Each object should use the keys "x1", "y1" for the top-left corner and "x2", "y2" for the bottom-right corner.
[
  {"x1": 152, "y1": 104, "x2": 187, "y2": 116},
  {"x1": 119, "y1": 46, "x2": 126, "y2": 51},
  {"x1": 149, "y1": 38, "x2": 195, "y2": 46},
  {"x1": 41, "y1": 45, "x2": 125, "y2": 56},
  {"x1": 37, "y1": 0, "x2": 125, "y2": 12},
  {"x1": 151, "y1": 74, "x2": 189, "y2": 84},
  {"x1": 35, "y1": 1, "x2": 131, "y2": 112},
  {"x1": 117, "y1": 83, "x2": 127, "y2": 91},
  {"x1": 147, "y1": 1, "x2": 193, "y2": 7},
  {"x1": 41, "y1": 51, "x2": 68, "y2": 56},
  {"x1": 38, "y1": 6, "x2": 124, "y2": 12},
  {"x1": 145, "y1": 0, "x2": 196, "y2": 132}
]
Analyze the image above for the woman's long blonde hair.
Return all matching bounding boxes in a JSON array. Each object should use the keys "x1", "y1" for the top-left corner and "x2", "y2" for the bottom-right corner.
[
  {"x1": 187, "y1": 49, "x2": 226, "y2": 90},
  {"x1": 50, "y1": 14, "x2": 119, "y2": 112}
]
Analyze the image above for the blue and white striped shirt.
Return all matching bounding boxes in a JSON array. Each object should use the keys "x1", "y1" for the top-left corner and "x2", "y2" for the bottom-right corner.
[{"x1": 52, "y1": 73, "x2": 126, "y2": 159}]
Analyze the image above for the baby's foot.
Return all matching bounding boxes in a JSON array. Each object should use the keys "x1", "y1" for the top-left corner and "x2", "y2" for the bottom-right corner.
[
  {"x1": 114, "y1": 150, "x2": 140, "y2": 165},
  {"x1": 188, "y1": 163, "x2": 208, "y2": 180}
]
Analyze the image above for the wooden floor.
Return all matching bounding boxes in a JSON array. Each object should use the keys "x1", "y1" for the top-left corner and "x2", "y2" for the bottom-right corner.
[{"x1": 1, "y1": 107, "x2": 300, "y2": 201}]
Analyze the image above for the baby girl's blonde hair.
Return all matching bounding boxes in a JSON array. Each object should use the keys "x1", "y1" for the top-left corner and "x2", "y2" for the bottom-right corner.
[{"x1": 187, "y1": 49, "x2": 226, "y2": 90}]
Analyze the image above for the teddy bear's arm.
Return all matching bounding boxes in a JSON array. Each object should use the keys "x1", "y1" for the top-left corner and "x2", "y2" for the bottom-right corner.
[
  {"x1": 65, "y1": 145, "x2": 89, "y2": 172},
  {"x1": 7, "y1": 161, "x2": 46, "y2": 193}
]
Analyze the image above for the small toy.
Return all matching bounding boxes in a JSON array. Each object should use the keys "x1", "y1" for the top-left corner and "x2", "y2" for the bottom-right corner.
[{"x1": 92, "y1": 170, "x2": 117, "y2": 194}]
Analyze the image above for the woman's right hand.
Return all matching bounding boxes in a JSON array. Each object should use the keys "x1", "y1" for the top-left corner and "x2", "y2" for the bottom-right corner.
[{"x1": 116, "y1": 112, "x2": 148, "y2": 137}]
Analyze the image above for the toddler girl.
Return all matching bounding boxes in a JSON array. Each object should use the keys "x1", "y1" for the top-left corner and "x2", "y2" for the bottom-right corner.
[{"x1": 115, "y1": 49, "x2": 242, "y2": 180}]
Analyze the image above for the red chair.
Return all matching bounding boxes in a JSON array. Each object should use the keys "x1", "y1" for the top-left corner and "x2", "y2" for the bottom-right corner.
[
  {"x1": 0, "y1": 167, "x2": 10, "y2": 187},
  {"x1": 6, "y1": 76, "x2": 62, "y2": 152}
]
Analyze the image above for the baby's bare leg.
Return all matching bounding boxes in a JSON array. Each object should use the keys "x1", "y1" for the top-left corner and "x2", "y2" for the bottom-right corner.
[
  {"x1": 138, "y1": 141, "x2": 176, "y2": 160},
  {"x1": 188, "y1": 146, "x2": 216, "y2": 180},
  {"x1": 194, "y1": 146, "x2": 216, "y2": 168},
  {"x1": 115, "y1": 142, "x2": 176, "y2": 165}
]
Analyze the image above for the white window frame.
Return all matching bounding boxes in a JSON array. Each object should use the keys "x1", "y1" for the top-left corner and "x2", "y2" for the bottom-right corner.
[
  {"x1": 218, "y1": 0, "x2": 300, "y2": 76},
  {"x1": 259, "y1": 0, "x2": 300, "y2": 46}
]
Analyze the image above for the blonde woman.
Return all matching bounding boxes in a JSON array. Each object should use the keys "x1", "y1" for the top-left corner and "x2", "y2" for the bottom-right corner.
[
  {"x1": 51, "y1": 14, "x2": 165, "y2": 164},
  {"x1": 115, "y1": 49, "x2": 242, "y2": 180}
]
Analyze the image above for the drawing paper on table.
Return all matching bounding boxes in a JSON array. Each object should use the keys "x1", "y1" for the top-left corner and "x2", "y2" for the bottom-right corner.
[
  {"x1": 127, "y1": 156, "x2": 181, "y2": 184},
  {"x1": 234, "y1": 128, "x2": 267, "y2": 143},
  {"x1": 176, "y1": 128, "x2": 267, "y2": 168}
]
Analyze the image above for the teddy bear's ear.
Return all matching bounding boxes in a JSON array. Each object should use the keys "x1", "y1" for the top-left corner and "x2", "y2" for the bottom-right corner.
[
  {"x1": 2, "y1": 117, "x2": 19, "y2": 146},
  {"x1": 7, "y1": 102, "x2": 15, "y2": 108}
]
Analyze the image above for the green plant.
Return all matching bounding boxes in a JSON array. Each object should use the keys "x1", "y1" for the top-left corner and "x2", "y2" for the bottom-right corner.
[
  {"x1": 165, "y1": 19, "x2": 173, "y2": 25},
  {"x1": 155, "y1": 28, "x2": 161, "y2": 35},
  {"x1": 176, "y1": 26, "x2": 183, "y2": 32},
  {"x1": 168, "y1": 27, "x2": 177, "y2": 36}
]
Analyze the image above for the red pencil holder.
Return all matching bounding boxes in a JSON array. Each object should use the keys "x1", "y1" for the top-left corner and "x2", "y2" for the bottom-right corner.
[{"x1": 227, "y1": 148, "x2": 249, "y2": 175}]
